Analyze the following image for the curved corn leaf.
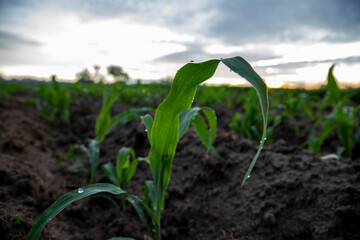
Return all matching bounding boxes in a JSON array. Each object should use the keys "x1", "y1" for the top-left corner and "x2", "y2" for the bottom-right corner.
[
  {"x1": 202, "y1": 107, "x2": 217, "y2": 142},
  {"x1": 179, "y1": 107, "x2": 201, "y2": 140},
  {"x1": 327, "y1": 64, "x2": 341, "y2": 103},
  {"x1": 141, "y1": 114, "x2": 153, "y2": 143},
  {"x1": 191, "y1": 107, "x2": 221, "y2": 158},
  {"x1": 26, "y1": 183, "x2": 125, "y2": 240},
  {"x1": 221, "y1": 56, "x2": 268, "y2": 186},
  {"x1": 102, "y1": 163, "x2": 119, "y2": 186}
]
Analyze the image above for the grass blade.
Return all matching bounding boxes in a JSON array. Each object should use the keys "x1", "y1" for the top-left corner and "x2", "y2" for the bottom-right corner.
[{"x1": 26, "y1": 184, "x2": 125, "y2": 240}]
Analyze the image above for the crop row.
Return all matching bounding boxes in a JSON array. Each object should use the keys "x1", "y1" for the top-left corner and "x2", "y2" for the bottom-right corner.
[{"x1": 0, "y1": 57, "x2": 359, "y2": 239}]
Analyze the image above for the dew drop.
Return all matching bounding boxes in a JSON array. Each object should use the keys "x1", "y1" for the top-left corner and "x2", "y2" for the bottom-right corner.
[
  {"x1": 247, "y1": 175, "x2": 251, "y2": 179},
  {"x1": 264, "y1": 137, "x2": 267, "y2": 141},
  {"x1": 77, "y1": 188, "x2": 84, "y2": 194},
  {"x1": 145, "y1": 129, "x2": 148, "y2": 132}
]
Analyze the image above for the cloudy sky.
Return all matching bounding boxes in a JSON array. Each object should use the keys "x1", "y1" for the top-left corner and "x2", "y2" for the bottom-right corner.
[{"x1": 1, "y1": 0, "x2": 360, "y2": 87}]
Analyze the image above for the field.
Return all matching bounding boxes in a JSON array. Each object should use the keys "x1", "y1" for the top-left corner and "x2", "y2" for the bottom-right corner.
[{"x1": 1, "y1": 70, "x2": 360, "y2": 239}]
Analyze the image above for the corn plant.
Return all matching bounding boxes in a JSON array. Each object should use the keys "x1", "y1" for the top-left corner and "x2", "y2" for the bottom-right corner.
[
  {"x1": 36, "y1": 76, "x2": 70, "y2": 124},
  {"x1": 80, "y1": 85, "x2": 149, "y2": 183},
  {"x1": 305, "y1": 64, "x2": 360, "y2": 157},
  {"x1": 26, "y1": 56, "x2": 268, "y2": 240},
  {"x1": 102, "y1": 147, "x2": 141, "y2": 189}
]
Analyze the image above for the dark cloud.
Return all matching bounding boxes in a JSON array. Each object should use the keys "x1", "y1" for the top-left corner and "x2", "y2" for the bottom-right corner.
[
  {"x1": 208, "y1": 0, "x2": 360, "y2": 44},
  {"x1": 0, "y1": 30, "x2": 42, "y2": 49},
  {"x1": 2, "y1": 0, "x2": 359, "y2": 45}
]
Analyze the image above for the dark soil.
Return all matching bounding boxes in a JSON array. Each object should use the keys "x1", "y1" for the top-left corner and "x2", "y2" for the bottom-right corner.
[{"x1": 1, "y1": 91, "x2": 360, "y2": 240}]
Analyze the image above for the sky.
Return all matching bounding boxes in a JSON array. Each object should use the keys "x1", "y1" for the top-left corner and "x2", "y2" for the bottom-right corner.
[{"x1": 0, "y1": 0, "x2": 360, "y2": 88}]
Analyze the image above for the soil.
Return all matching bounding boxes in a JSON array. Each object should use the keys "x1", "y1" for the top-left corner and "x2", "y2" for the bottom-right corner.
[{"x1": 1, "y1": 90, "x2": 360, "y2": 240}]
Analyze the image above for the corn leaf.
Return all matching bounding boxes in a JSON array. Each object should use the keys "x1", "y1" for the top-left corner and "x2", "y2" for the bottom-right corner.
[
  {"x1": 179, "y1": 107, "x2": 221, "y2": 158},
  {"x1": 141, "y1": 114, "x2": 154, "y2": 143},
  {"x1": 327, "y1": 64, "x2": 341, "y2": 103},
  {"x1": 26, "y1": 184, "x2": 125, "y2": 240},
  {"x1": 178, "y1": 107, "x2": 201, "y2": 140},
  {"x1": 80, "y1": 138, "x2": 100, "y2": 184},
  {"x1": 221, "y1": 56, "x2": 268, "y2": 186},
  {"x1": 202, "y1": 107, "x2": 217, "y2": 142},
  {"x1": 102, "y1": 163, "x2": 119, "y2": 186},
  {"x1": 126, "y1": 196, "x2": 151, "y2": 232},
  {"x1": 106, "y1": 107, "x2": 149, "y2": 137},
  {"x1": 95, "y1": 86, "x2": 130, "y2": 143}
]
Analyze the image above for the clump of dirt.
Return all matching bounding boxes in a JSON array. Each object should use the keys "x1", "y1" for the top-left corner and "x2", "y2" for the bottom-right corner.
[{"x1": 1, "y1": 91, "x2": 359, "y2": 240}]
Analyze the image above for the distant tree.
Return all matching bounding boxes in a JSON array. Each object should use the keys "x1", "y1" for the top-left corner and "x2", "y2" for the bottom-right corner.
[
  {"x1": 107, "y1": 65, "x2": 129, "y2": 82},
  {"x1": 93, "y1": 65, "x2": 105, "y2": 83},
  {"x1": 76, "y1": 68, "x2": 92, "y2": 83}
]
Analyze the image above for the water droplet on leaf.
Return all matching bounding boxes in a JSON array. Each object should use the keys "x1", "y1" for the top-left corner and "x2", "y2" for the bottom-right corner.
[{"x1": 77, "y1": 188, "x2": 84, "y2": 194}]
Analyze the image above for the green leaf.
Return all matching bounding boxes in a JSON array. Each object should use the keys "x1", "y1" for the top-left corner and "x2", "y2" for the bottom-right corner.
[
  {"x1": 178, "y1": 107, "x2": 201, "y2": 140},
  {"x1": 179, "y1": 107, "x2": 221, "y2": 158},
  {"x1": 221, "y1": 56, "x2": 268, "y2": 186},
  {"x1": 95, "y1": 86, "x2": 129, "y2": 143},
  {"x1": 327, "y1": 64, "x2": 341, "y2": 103},
  {"x1": 26, "y1": 184, "x2": 125, "y2": 240},
  {"x1": 124, "y1": 159, "x2": 139, "y2": 185},
  {"x1": 141, "y1": 114, "x2": 154, "y2": 143},
  {"x1": 335, "y1": 104, "x2": 355, "y2": 157},
  {"x1": 126, "y1": 196, "x2": 150, "y2": 232},
  {"x1": 113, "y1": 147, "x2": 139, "y2": 189},
  {"x1": 102, "y1": 163, "x2": 119, "y2": 186},
  {"x1": 80, "y1": 138, "x2": 100, "y2": 184},
  {"x1": 201, "y1": 107, "x2": 217, "y2": 142},
  {"x1": 192, "y1": 114, "x2": 210, "y2": 148},
  {"x1": 149, "y1": 59, "x2": 220, "y2": 204},
  {"x1": 106, "y1": 107, "x2": 149, "y2": 137}
]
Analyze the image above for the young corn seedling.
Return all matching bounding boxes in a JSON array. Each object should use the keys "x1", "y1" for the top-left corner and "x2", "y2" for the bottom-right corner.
[
  {"x1": 305, "y1": 64, "x2": 360, "y2": 157},
  {"x1": 36, "y1": 76, "x2": 70, "y2": 124},
  {"x1": 26, "y1": 56, "x2": 268, "y2": 240},
  {"x1": 102, "y1": 147, "x2": 140, "y2": 189},
  {"x1": 81, "y1": 85, "x2": 149, "y2": 183}
]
